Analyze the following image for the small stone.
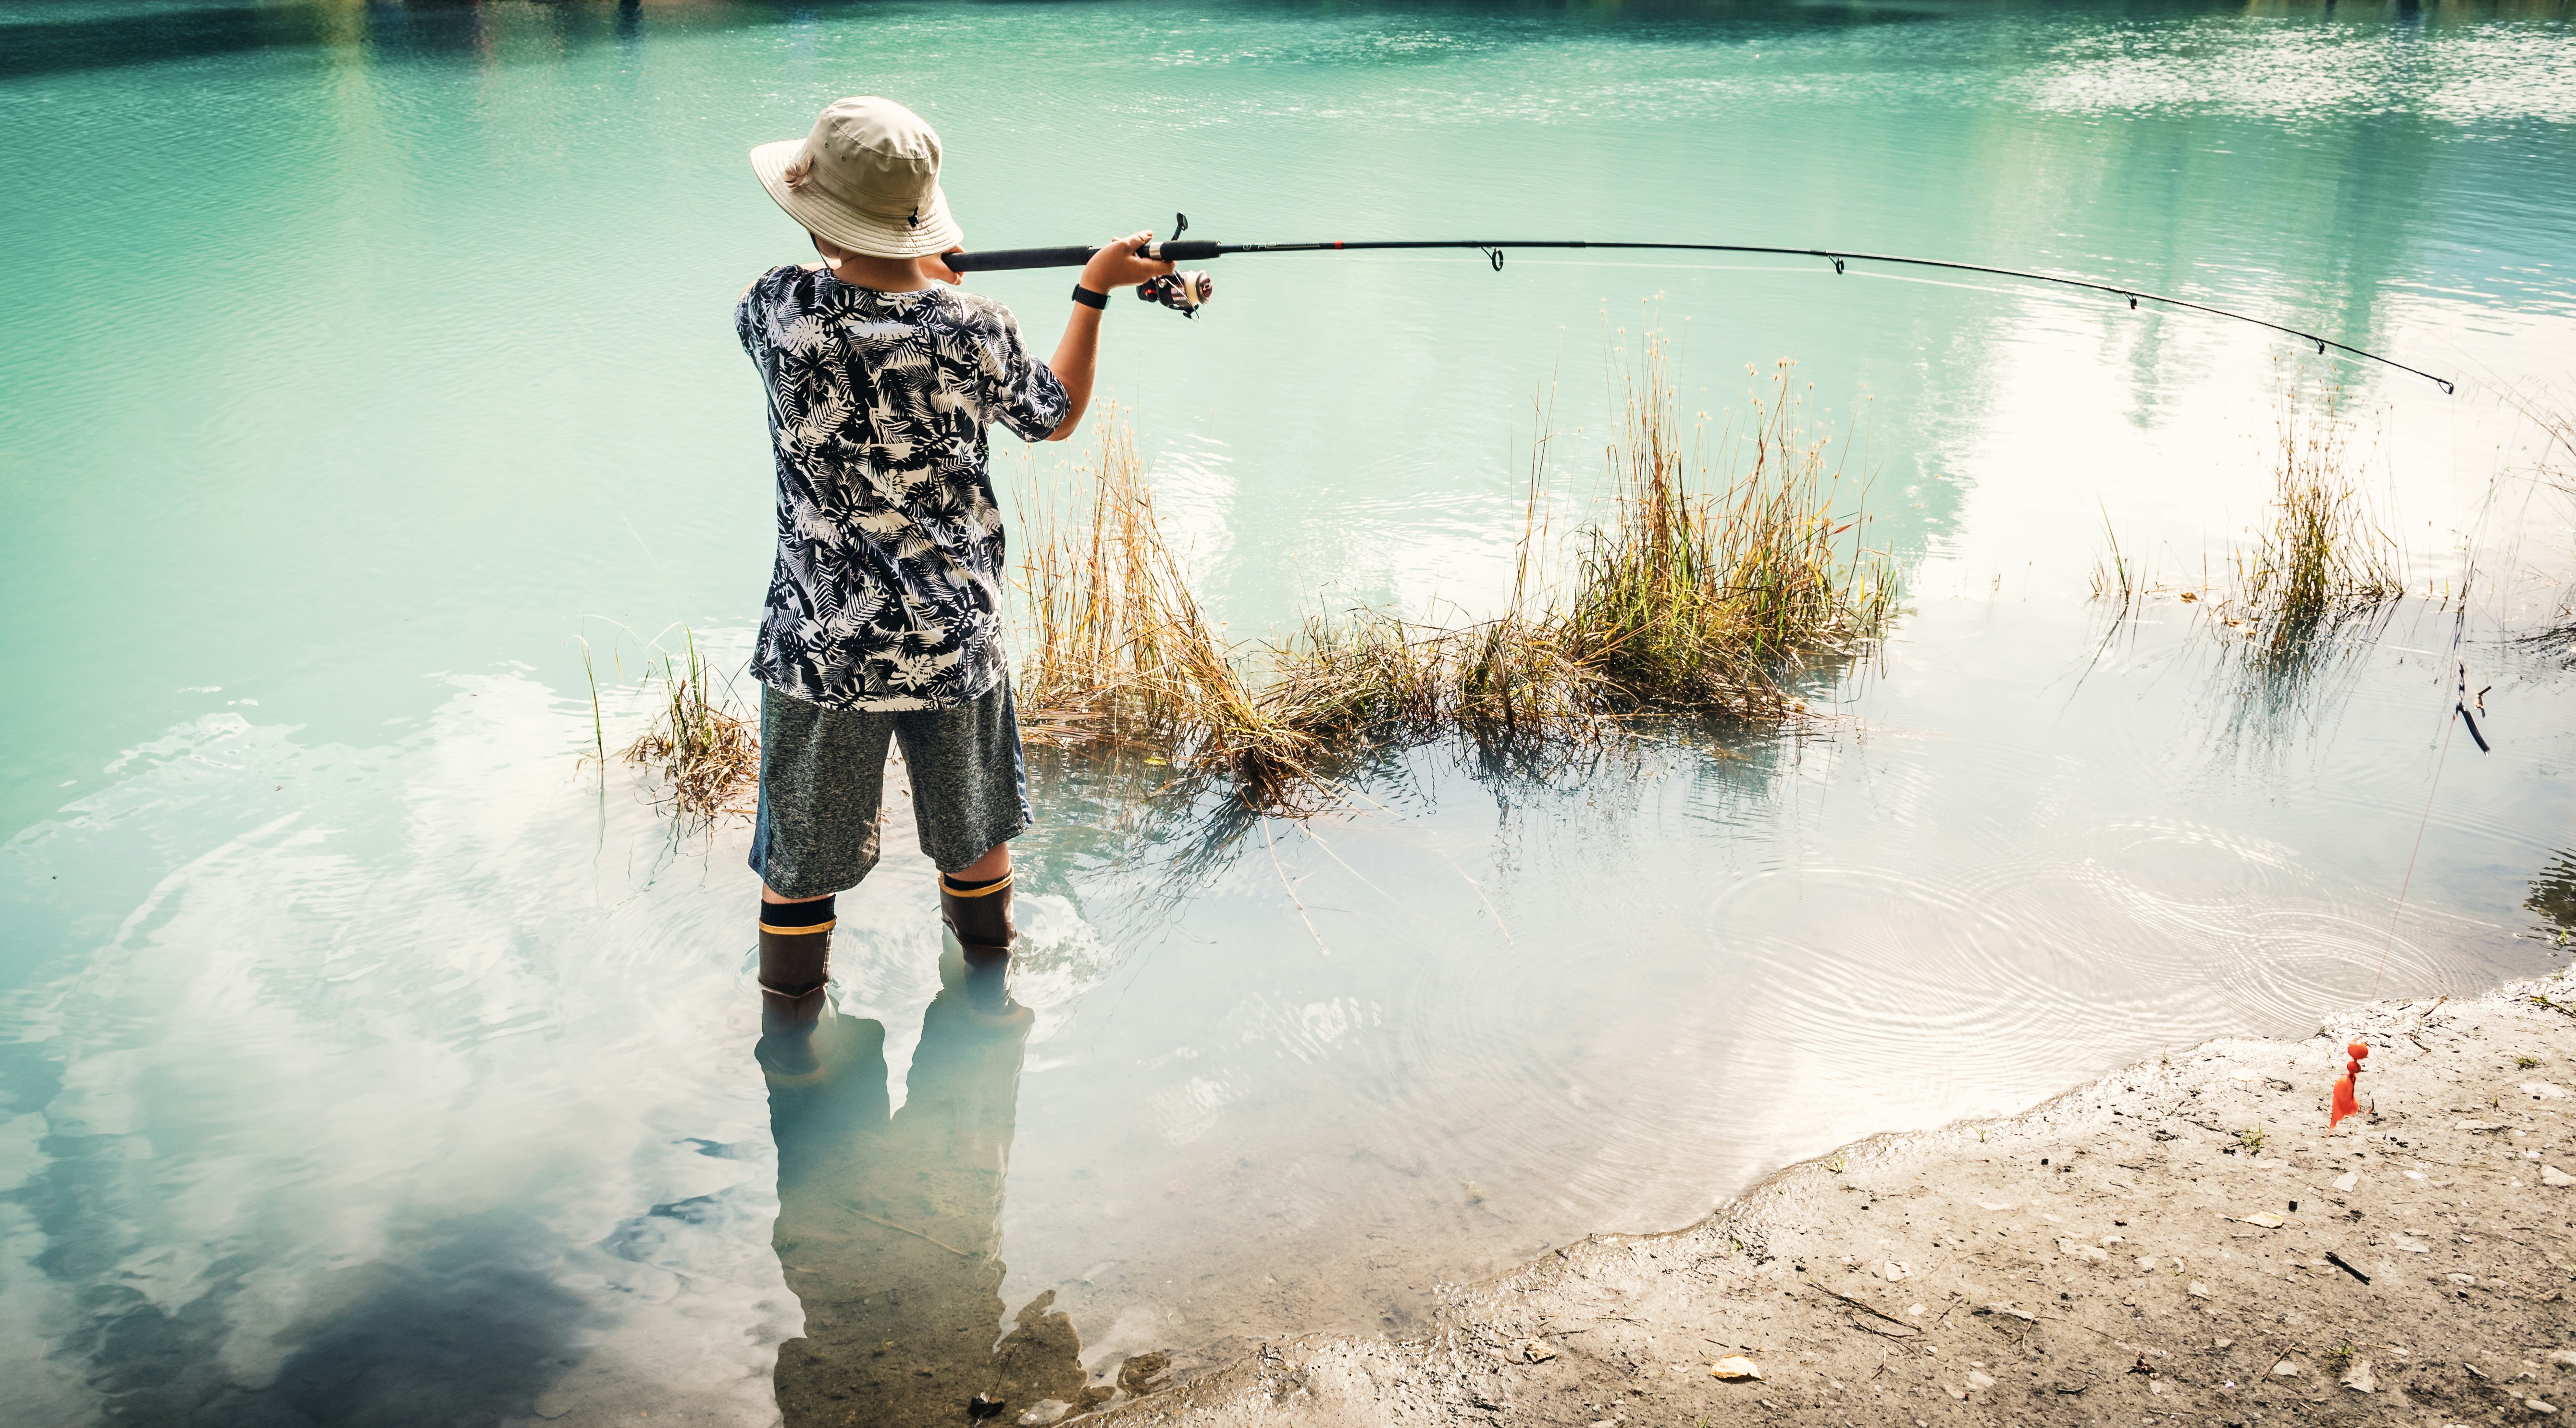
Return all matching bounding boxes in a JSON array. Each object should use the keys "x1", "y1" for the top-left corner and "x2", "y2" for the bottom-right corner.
[
  {"x1": 2341, "y1": 1358, "x2": 2377, "y2": 1392},
  {"x1": 1884, "y1": 1261, "x2": 1910, "y2": 1281},
  {"x1": 2241, "y1": 1211, "x2": 2285, "y2": 1229},
  {"x1": 2542, "y1": 1165, "x2": 2576, "y2": 1188},
  {"x1": 1017, "y1": 1402, "x2": 1070, "y2": 1427},
  {"x1": 2332, "y1": 1171, "x2": 2359, "y2": 1192},
  {"x1": 2550, "y1": 1350, "x2": 2576, "y2": 1369},
  {"x1": 2448, "y1": 1273, "x2": 2477, "y2": 1287},
  {"x1": 2393, "y1": 1237, "x2": 2431, "y2": 1253},
  {"x1": 1709, "y1": 1355, "x2": 1763, "y2": 1381},
  {"x1": 1522, "y1": 1339, "x2": 1558, "y2": 1364},
  {"x1": 2215, "y1": 1339, "x2": 2233, "y2": 1349},
  {"x1": 1968, "y1": 1371, "x2": 1997, "y2": 1391},
  {"x1": 2526, "y1": 1082, "x2": 2570, "y2": 1100},
  {"x1": 2136, "y1": 1255, "x2": 2159, "y2": 1271},
  {"x1": 2189, "y1": 1281, "x2": 2212, "y2": 1299},
  {"x1": 2528, "y1": 1400, "x2": 2559, "y2": 1416},
  {"x1": 2273, "y1": 1360, "x2": 2303, "y2": 1377}
]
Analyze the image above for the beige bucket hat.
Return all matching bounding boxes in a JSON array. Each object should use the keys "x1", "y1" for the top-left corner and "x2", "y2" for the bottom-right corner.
[{"x1": 750, "y1": 97, "x2": 963, "y2": 259}]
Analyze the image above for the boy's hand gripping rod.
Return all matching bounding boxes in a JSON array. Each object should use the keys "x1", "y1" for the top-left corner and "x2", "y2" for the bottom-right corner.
[{"x1": 943, "y1": 213, "x2": 2455, "y2": 394}]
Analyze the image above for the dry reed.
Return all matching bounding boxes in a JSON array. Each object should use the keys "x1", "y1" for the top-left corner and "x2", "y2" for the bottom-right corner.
[
  {"x1": 1012, "y1": 413, "x2": 1325, "y2": 810},
  {"x1": 621, "y1": 628, "x2": 759, "y2": 826}
]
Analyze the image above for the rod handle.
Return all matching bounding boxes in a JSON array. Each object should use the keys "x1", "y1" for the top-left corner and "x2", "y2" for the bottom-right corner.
[
  {"x1": 943, "y1": 239, "x2": 1226, "y2": 274},
  {"x1": 942, "y1": 244, "x2": 1101, "y2": 273}
]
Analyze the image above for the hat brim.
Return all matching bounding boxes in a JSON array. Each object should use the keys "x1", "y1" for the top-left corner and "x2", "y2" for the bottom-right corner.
[{"x1": 750, "y1": 138, "x2": 964, "y2": 259}]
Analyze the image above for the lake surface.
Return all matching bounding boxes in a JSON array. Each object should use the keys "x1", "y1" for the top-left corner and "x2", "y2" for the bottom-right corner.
[{"x1": 4, "y1": 0, "x2": 2574, "y2": 1423}]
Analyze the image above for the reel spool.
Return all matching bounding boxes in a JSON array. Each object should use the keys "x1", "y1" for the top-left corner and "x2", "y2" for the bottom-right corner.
[{"x1": 1138, "y1": 270, "x2": 1214, "y2": 317}]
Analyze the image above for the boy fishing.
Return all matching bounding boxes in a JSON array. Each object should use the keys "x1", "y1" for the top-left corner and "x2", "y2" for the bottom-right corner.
[{"x1": 735, "y1": 96, "x2": 1171, "y2": 1075}]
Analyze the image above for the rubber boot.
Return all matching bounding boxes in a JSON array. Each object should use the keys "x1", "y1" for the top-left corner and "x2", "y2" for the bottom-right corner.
[
  {"x1": 755, "y1": 915, "x2": 834, "y2": 1085},
  {"x1": 940, "y1": 873, "x2": 1025, "y2": 1026},
  {"x1": 938, "y1": 871, "x2": 1015, "y2": 958}
]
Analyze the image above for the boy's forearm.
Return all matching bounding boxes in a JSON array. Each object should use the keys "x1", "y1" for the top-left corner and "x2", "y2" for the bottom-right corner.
[
  {"x1": 1040, "y1": 230, "x2": 1170, "y2": 441},
  {"x1": 1044, "y1": 305, "x2": 1102, "y2": 442}
]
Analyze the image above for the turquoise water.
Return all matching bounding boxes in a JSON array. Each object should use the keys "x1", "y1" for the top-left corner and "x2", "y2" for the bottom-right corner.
[{"x1": 4, "y1": 1, "x2": 2574, "y2": 1422}]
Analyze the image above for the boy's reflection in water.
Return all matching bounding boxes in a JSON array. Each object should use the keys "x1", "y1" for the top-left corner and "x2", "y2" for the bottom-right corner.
[{"x1": 762, "y1": 946, "x2": 1110, "y2": 1427}]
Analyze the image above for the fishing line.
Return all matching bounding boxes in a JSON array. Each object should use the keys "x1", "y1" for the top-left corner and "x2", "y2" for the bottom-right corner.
[
  {"x1": 2369, "y1": 695, "x2": 2458, "y2": 1000},
  {"x1": 947, "y1": 212, "x2": 2459, "y2": 394},
  {"x1": 2367, "y1": 606, "x2": 2492, "y2": 998}
]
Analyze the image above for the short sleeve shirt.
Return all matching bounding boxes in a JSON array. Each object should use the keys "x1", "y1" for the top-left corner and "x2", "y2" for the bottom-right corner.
[{"x1": 735, "y1": 265, "x2": 1069, "y2": 711}]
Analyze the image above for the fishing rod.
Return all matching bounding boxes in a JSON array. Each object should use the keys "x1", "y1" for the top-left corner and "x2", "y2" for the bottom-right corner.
[{"x1": 944, "y1": 213, "x2": 2456, "y2": 395}]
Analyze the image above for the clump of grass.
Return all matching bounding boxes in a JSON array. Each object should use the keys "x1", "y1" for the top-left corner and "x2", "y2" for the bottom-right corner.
[
  {"x1": 2222, "y1": 384, "x2": 2401, "y2": 657},
  {"x1": 1012, "y1": 412, "x2": 1324, "y2": 811},
  {"x1": 622, "y1": 628, "x2": 758, "y2": 827},
  {"x1": 1567, "y1": 345, "x2": 1894, "y2": 716},
  {"x1": 1261, "y1": 453, "x2": 1611, "y2": 758},
  {"x1": 1260, "y1": 345, "x2": 1893, "y2": 769}
]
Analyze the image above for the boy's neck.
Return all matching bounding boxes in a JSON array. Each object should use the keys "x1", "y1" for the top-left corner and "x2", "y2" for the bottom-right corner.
[{"x1": 819, "y1": 251, "x2": 942, "y2": 294}]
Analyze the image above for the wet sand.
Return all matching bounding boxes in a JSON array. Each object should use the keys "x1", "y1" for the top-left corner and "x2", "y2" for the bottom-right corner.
[{"x1": 1080, "y1": 972, "x2": 2576, "y2": 1426}]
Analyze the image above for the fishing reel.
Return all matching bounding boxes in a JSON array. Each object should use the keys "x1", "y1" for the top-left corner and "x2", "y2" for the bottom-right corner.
[
  {"x1": 1138, "y1": 270, "x2": 1214, "y2": 317},
  {"x1": 1137, "y1": 211, "x2": 1212, "y2": 317}
]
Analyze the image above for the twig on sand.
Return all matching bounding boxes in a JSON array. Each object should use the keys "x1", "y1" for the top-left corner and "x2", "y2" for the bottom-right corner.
[{"x1": 1797, "y1": 1275, "x2": 1920, "y2": 1335}]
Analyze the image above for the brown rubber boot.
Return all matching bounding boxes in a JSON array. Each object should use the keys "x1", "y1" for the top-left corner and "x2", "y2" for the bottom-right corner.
[
  {"x1": 940, "y1": 872, "x2": 1022, "y2": 1024},
  {"x1": 938, "y1": 871, "x2": 1015, "y2": 958},
  {"x1": 756, "y1": 900, "x2": 836, "y2": 1085}
]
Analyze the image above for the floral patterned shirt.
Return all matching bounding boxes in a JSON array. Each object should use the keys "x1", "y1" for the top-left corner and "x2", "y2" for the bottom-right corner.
[{"x1": 736, "y1": 265, "x2": 1069, "y2": 711}]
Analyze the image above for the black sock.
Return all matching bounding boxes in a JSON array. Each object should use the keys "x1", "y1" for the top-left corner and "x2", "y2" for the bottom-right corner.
[
  {"x1": 758, "y1": 894, "x2": 837, "y2": 932},
  {"x1": 941, "y1": 871, "x2": 1010, "y2": 894}
]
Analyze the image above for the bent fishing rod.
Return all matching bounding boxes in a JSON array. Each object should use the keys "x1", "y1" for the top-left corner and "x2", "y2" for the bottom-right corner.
[{"x1": 944, "y1": 213, "x2": 2455, "y2": 395}]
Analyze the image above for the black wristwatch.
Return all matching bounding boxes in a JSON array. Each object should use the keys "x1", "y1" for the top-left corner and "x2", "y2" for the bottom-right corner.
[{"x1": 1071, "y1": 284, "x2": 1108, "y2": 310}]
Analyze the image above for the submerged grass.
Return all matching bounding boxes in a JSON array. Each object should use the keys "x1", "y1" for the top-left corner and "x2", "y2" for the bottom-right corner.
[
  {"x1": 621, "y1": 627, "x2": 759, "y2": 827},
  {"x1": 1012, "y1": 331, "x2": 1898, "y2": 815}
]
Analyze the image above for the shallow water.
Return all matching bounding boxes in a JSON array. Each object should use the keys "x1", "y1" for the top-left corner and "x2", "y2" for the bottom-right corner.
[{"x1": 4, "y1": 0, "x2": 2574, "y2": 1422}]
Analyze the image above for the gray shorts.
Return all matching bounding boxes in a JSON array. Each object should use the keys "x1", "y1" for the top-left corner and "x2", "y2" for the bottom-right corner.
[{"x1": 747, "y1": 678, "x2": 1032, "y2": 899}]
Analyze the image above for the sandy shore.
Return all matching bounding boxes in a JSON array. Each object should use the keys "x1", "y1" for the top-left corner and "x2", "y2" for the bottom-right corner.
[{"x1": 1081, "y1": 972, "x2": 2576, "y2": 1426}]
